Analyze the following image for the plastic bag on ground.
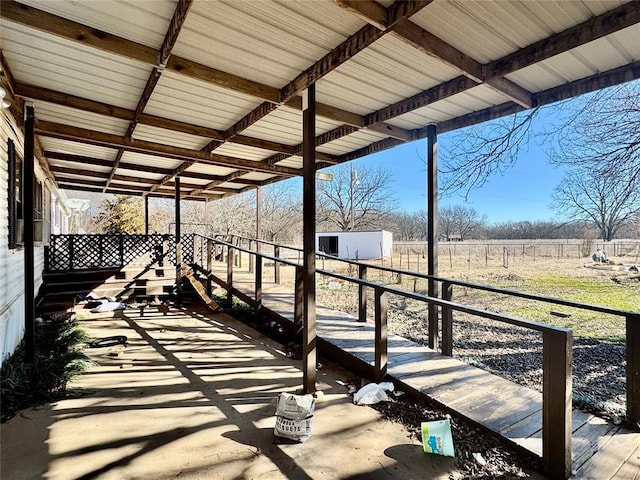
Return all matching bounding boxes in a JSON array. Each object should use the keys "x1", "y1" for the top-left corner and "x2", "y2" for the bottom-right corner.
[
  {"x1": 422, "y1": 418, "x2": 455, "y2": 457},
  {"x1": 353, "y1": 382, "x2": 394, "y2": 405},
  {"x1": 274, "y1": 393, "x2": 315, "y2": 442}
]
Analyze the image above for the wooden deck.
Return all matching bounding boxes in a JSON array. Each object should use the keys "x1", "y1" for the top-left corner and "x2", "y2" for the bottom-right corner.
[{"x1": 208, "y1": 261, "x2": 639, "y2": 479}]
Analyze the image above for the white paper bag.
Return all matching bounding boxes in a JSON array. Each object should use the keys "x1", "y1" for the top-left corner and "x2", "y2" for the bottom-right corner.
[{"x1": 274, "y1": 393, "x2": 315, "y2": 442}]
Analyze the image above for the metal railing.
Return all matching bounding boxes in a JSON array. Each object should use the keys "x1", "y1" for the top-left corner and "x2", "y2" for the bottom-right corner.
[{"x1": 191, "y1": 233, "x2": 586, "y2": 479}]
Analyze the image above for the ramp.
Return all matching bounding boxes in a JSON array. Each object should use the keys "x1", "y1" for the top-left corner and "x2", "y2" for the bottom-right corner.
[{"x1": 181, "y1": 265, "x2": 221, "y2": 312}]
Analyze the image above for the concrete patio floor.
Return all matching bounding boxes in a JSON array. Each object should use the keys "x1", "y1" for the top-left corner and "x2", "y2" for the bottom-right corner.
[{"x1": 1, "y1": 304, "x2": 457, "y2": 480}]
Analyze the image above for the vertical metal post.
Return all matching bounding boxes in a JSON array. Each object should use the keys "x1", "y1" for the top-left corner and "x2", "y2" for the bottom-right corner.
[
  {"x1": 627, "y1": 314, "x2": 640, "y2": 421},
  {"x1": 358, "y1": 264, "x2": 367, "y2": 322},
  {"x1": 426, "y1": 125, "x2": 439, "y2": 350},
  {"x1": 543, "y1": 329, "x2": 572, "y2": 479},
  {"x1": 24, "y1": 105, "x2": 36, "y2": 364},
  {"x1": 441, "y1": 281, "x2": 453, "y2": 356},
  {"x1": 256, "y1": 186, "x2": 262, "y2": 254},
  {"x1": 144, "y1": 196, "x2": 149, "y2": 235},
  {"x1": 206, "y1": 239, "x2": 213, "y2": 297},
  {"x1": 248, "y1": 239, "x2": 254, "y2": 273},
  {"x1": 255, "y1": 254, "x2": 262, "y2": 307},
  {"x1": 227, "y1": 244, "x2": 233, "y2": 305},
  {"x1": 374, "y1": 287, "x2": 388, "y2": 382},
  {"x1": 302, "y1": 83, "x2": 317, "y2": 394},
  {"x1": 274, "y1": 246, "x2": 281, "y2": 284},
  {"x1": 293, "y1": 266, "x2": 303, "y2": 335},
  {"x1": 175, "y1": 177, "x2": 182, "y2": 301}
]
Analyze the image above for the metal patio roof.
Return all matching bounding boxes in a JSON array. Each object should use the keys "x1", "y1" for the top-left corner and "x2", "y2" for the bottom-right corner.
[{"x1": 1, "y1": 0, "x2": 639, "y2": 201}]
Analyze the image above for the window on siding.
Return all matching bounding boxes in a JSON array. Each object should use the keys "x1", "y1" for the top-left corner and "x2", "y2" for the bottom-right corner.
[{"x1": 7, "y1": 139, "x2": 23, "y2": 249}]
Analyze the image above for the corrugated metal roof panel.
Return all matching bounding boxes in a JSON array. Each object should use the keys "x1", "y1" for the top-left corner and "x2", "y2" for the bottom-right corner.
[
  {"x1": 132, "y1": 124, "x2": 209, "y2": 150},
  {"x1": 182, "y1": 162, "x2": 239, "y2": 177},
  {"x1": 119, "y1": 151, "x2": 183, "y2": 171},
  {"x1": 144, "y1": 71, "x2": 263, "y2": 131},
  {"x1": 507, "y1": 24, "x2": 640, "y2": 93},
  {"x1": 16, "y1": 0, "x2": 176, "y2": 49},
  {"x1": 238, "y1": 171, "x2": 279, "y2": 182},
  {"x1": 174, "y1": 0, "x2": 364, "y2": 88},
  {"x1": 275, "y1": 156, "x2": 303, "y2": 169},
  {"x1": 318, "y1": 129, "x2": 391, "y2": 156},
  {"x1": 241, "y1": 106, "x2": 343, "y2": 146},
  {"x1": 410, "y1": 0, "x2": 628, "y2": 64},
  {"x1": 114, "y1": 168, "x2": 163, "y2": 182},
  {"x1": 30, "y1": 100, "x2": 130, "y2": 135},
  {"x1": 388, "y1": 85, "x2": 508, "y2": 130},
  {"x1": 212, "y1": 143, "x2": 273, "y2": 162},
  {"x1": 0, "y1": 21, "x2": 151, "y2": 110},
  {"x1": 41, "y1": 138, "x2": 118, "y2": 160},
  {"x1": 318, "y1": 35, "x2": 461, "y2": 116}
]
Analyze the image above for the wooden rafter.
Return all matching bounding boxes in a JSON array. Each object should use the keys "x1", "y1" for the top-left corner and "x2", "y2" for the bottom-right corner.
[
  {"x1": 35, "y1": 121, "x2": 300, "y2": 176},
  {"x1": 485, "y1": 2, "x2": 640, "y2": 79},
  {"x1": 203, "y1": 0, "x2": 426, "y2": 160},
  {"x1": 0, "y1": 1, "x2": 408, "y2": 139},
  {"x1": 333, "y1": 0, "x2": 532, "y2": 108},
  {"x1": 103, "y1": 0, "x2": 193, "y2": 191}
]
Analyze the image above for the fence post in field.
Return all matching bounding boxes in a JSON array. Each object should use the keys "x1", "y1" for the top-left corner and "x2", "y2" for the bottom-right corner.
[
  {"x1": 274, "y1": 246, "x2": 281, "y2": 284},
  {"x1": 358, "y1": 264, "x2": 367, "y2": 322},
  {"x1": 441, "y1": 281, "x2": 454, "y2": 356},
  {"x1": 374, "y1": 287, "x2": 388, "y2": 383},
  {"x1": 627, "y1": 314, "x2": 640, "y2": 422},
  {"x1": 543, "y1": 328, "x2": 572, "y2": 479}
]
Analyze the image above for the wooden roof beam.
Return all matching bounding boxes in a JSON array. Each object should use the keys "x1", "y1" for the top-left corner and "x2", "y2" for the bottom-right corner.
[
  {"x1": 35, "y1": 120, "x2": 300, "y2": 176},
  {"x1": 103, "y1": 0, "x2": 193, "y2": 191},
  {"x1": 205, "y1": 0, "x2": 424, "y2": 156},
  {"x1": 333, "y1": 0, "x2": 532, "y2": 109},
  {"x1": 486, "y1": 1, "x2": 640, "y2": 79}
]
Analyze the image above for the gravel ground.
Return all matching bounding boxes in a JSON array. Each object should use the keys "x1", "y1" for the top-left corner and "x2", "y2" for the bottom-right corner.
[{"x1": 387, "y1": 302, "x2": 627, "y2": 420}]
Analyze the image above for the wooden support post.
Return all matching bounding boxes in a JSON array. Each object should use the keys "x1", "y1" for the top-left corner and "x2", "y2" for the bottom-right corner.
[
  {"x1": 255, "y1": 254, "x2": 262, "y2": 307},
  {"x1": 426, "y1": 125, "x2": 439, "y2": 350},
  {"x1": 227, "y1": 244, "x2": 233, "y2": 306},
  {"x1": 144, "y1": 196, "x2": 149, "y2": 235},
  {"x1": 248, "y1": 240, "x2": 254, "y2": 273},
  {"x1": 274, "y1": 246, "x2": 281, "y2": 284},
  {"x1": 302, "y1": 84, "x2": 317, "y2": 394},
  {"x1": 543, "y1": 329, "x2": 572, "y2": 480},
  {"x1": 358, "y1": 264, "x2": 367, "y2": 323},
  {"x1": 206, "y1": 239, "x2": 213, "y2": 296},
  {"x1": 627, "y1": 314, "x2": 640, "y2": 421},
  {"x1": 24, "y1": 105, "x2": 35, "y2": 364},
  {"x1": 374, "y1": 287, "x2": 388, "y2": 383},
  {"x1": 441, "y1": 281, "x2": 453, "y2": 356},
  {"x1": 293, "y1": 266, "x2": 303, "y2": 335},
  {"x1": 175, "y1": 177, "x2": 182, "y2": 302}
]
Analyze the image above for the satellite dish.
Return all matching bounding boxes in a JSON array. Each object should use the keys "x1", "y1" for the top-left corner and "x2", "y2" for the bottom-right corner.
[{"x1": 67, "y1": 198, "x2": 90, "y2": 212}]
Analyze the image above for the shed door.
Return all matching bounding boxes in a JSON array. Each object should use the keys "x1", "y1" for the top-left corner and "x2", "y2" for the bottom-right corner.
[{"x1": 318, "y1": 236, "x2": 338, "y2": 256}]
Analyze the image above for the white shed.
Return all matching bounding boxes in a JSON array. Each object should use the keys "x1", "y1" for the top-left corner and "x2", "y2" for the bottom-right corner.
[{"x1": 316, "y1": 231, "x2": 393, "y2": 260}]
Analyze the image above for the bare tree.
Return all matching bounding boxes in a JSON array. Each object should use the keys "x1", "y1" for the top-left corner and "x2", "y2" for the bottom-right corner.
[
  {"x1": 547, "y1": 82, "x2": 640, "y2": 179},
  {"x1": 391, "y1": 210, "x2": 426, "y2": 241},
  {"x1": 552, "y1": 167, "x2": 640, "y2": 241},
  {"x1": 258, "y1": 182, "x2": 302, "y2": 243},
  {"x1": 440, "y1": 109, "x2": 538, "y2": 198},
  {"x1": 439, "y1": 205, "x2": 484, "y2": 240},
  {"x1": 317, "y1": 163, "x2": 397, "y2": 231}
]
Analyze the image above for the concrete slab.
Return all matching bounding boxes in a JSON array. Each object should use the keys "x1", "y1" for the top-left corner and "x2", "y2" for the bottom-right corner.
[{"x1": 1, "y1": 305, "x2": 456, "y2": 480}]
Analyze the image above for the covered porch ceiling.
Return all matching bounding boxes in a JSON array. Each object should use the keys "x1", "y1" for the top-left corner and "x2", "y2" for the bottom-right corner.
[{"x1": 1, "y1": 0, "x2": 639, "y2": 201}]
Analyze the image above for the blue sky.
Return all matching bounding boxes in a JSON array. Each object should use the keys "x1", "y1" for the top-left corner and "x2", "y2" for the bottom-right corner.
[{"x1": 354, "y1": 133, "x2": 567, "y2": 224}]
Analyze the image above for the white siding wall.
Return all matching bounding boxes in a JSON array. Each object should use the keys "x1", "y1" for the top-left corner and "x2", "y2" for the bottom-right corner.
[
  {"x1": 316, "y1": 230, "x2": 393, "y2": 260},
  {"x1": 0, "y1": 109, "x2": 53, "y2": 361}
]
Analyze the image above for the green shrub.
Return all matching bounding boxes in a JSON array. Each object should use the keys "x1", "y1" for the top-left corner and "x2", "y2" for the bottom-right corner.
[{"x1": 1, "y1": 313, "x2": 94, "y2": 422}]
